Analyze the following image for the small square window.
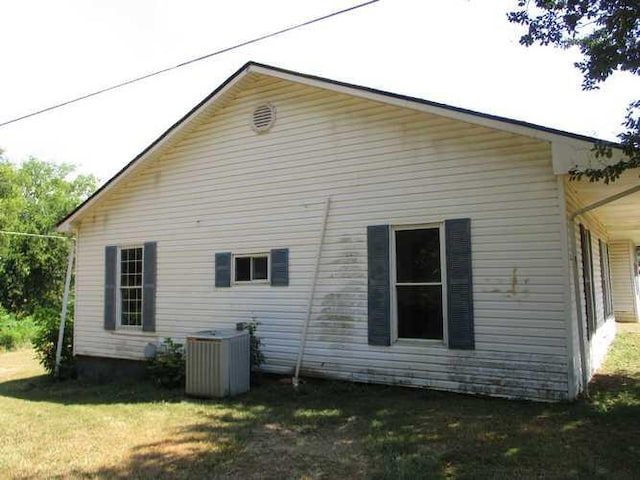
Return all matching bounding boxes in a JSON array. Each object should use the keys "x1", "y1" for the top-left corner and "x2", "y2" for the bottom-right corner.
[{"x1": 234, "y1": 254, "x2": 269, "y2": 283}]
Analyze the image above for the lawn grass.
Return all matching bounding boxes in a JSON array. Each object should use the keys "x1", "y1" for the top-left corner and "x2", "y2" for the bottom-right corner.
[
  {"x1": 0, "y1": 324, "x2": 638, "y2": 479},
  {"x1": 0, "y1": 309, "x2": 37, "y2": 351}
]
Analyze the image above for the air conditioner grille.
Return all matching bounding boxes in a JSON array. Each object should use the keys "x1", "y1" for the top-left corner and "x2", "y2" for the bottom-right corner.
[{"x1": 185, "y1": 330, "x2": 250, "y2": 398}]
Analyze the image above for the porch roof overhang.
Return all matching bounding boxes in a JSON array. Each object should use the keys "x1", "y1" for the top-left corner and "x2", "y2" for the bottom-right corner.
[{"x1": 568, "y1": 169, "x2": 640, "y2": 245}]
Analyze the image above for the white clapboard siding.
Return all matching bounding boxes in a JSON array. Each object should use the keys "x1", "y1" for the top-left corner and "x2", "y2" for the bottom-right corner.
[
  {"x1": 609, "y1": 240, "x2": 638, "y2": 322},
  {"x1": 564, "y1": 180, "x2": 617, "y2": 377},
  {"x1": 74, "y1": 74, "x2": 571, "y2": 400}
]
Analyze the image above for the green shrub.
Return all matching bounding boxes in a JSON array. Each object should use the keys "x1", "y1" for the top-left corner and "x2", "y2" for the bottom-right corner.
[
  {"x1": 244, "y1": 321, "x2": 265, "y2": 370},
  {"x1": 147, "y1": 338, "x2": 185, "y2": 388},
  {"x1": 32, "y1": 307, "x2": 75, "y2": 378},
  {"x1": 0, "y1": 307, "x2": 37, "y2": 350}
]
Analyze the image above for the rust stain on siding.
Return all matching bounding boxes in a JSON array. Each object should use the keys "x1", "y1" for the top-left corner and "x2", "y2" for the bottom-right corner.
[
  {"x1": 484, "y1": 269, "x2": 531, "y2": 297},
  {"x1": 510, "y1": 267, "x2": 518, "y2": 295}
]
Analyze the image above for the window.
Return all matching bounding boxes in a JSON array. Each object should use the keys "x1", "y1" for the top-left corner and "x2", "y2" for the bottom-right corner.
[
  {"x1": 215, "y1": 249, "x2": 288, "y2": 288},
  {"x1": 579, "y1": 225, "x2": 596, "y2": 337},
  {"x1": 393, "y1": 226, "x2": 445, "y2": 340},
  {"x1": 599, "y1": 240, "x2": 614, "y2": 319},
  {"x1": 119, "y1": 246, "x2": 143, "y2": 327},
  {"x1": 104, "y1": 242, "x2": 156, "y2": 332},
  {"x1": 367, "y1": 220, "x2": 473, "y2": 349},
  {"x1": 233, "y1": 254, "x2": 269, "y2": 283}
]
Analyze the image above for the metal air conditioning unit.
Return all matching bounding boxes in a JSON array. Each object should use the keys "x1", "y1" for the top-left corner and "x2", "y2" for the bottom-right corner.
[{"x1": 185, "y1": 329, "x2": 250, "y2": 398}]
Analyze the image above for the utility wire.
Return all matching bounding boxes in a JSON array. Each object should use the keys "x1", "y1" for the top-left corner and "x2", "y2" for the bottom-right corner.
[
  {"x1": 0, "y1": 230, "x2": 71, "y2": 241},
  {"x1": 0, "y1": 0, "x2": 379, "y2": 128}
]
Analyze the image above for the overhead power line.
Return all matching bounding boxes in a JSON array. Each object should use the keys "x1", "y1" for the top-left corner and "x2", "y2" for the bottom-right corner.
[
  {"x1": 0, "y1": 0, "x2": 379, "y2": 129},
  {"x1": 0, "y1": 230, "x2": 71, "y2": 241}
]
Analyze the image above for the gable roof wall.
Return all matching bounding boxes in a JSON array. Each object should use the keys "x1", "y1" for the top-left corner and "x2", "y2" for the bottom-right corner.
[{"x1": 56, "y1": 61, "x2": 612, "y2": 232}]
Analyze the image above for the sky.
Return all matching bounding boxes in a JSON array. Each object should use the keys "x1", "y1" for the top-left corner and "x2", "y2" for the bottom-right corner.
[{"x1": 1, "y1": 0, "x2": 638, "y2": 184}]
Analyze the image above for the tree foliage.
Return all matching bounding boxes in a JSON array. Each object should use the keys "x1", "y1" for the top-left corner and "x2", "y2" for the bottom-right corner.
[
  {"x1": 0, "y1": 151, "x2": 96, "y2": 315},
  {"x1": 508, "y1": 0, "x2": 640, "y2": 182},
  {"x1": 31, "y1": 306, "x2": 76, "y2": 378}
]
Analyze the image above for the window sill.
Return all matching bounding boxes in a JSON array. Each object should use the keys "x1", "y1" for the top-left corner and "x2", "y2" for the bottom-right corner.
[
  {"x1": 112, "y1": 328, "x2": 154, "y2": 335},
  {"x1": 394, "y1": 338, "x2": 446, "y2": 348}
]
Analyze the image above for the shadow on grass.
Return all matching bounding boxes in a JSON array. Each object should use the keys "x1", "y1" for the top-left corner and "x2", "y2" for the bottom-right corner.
[
  {"x1": 2, "y1": 364, "x2": 639, "y2": 478},
  {"x1": 0, "y1": 373, "x2": 187, "y2": 405},
  {"x1": 3, "y1": 373, "x2": 629, "y2": 480}
]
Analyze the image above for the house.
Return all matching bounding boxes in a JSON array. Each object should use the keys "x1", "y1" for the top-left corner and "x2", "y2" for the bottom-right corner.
[{"x1": 57, "y1": 62, "x2": 640, "y2": 401}]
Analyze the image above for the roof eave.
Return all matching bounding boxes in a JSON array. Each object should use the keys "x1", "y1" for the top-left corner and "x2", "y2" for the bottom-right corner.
[
  {"x1": 56, "y1": 61, "x2": 620, "y2": 232},
  {"x1": 56, "y1": 61, "x2": 255, "y2": 232},
  {"x1": 247, "y1": 62, "x2": 621, "y2": 147}
]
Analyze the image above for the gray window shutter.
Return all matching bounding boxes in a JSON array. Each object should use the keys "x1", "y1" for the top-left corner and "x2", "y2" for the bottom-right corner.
[
  {"x1": 367, "y1": 225, "x2": 391, "y2": 346},
  {"x1": 579, "y1": 225, "x2": 596, "y2": 338},
  {"x1": 445, "y1": 218, "x2": 475, "y2": 349},
  {"x1": 215, "y1": 252, "x2": 231, "y2": 287},
  {"x1": 142, "y1": 242, "x2": 157, "y2": 332},
  {"x1": 270, "y1": 248, "x2": 289, "y2": 286},
  {"x1": 104, "y1": 246, "x2": 117, "y2": 331}
]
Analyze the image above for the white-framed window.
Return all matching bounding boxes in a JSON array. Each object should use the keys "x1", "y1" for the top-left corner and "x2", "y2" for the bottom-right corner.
[
  {"x1": 391, "y1": 224, "x2": 447, "y2": 341},
  {"x1": 233, "y1": 253, "x2": 269, "y2": 283},
  {"x1": 119, "y1": 246, "x2": 144, "y2": 327}
]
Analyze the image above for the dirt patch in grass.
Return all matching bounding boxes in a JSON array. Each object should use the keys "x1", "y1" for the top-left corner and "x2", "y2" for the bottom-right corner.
[{"x1": 1, "y1": 325, "x2": 639, "y2": 479}]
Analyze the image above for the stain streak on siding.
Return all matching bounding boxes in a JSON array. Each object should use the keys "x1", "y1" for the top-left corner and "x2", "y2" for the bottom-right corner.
[{"x1": 74, "y1": 75, "x2": 569, "y2": 400}]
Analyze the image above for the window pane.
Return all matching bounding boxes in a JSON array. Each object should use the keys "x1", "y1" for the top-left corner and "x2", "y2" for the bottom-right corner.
[
  {"x1": 121, "y1": 287, "x2": 142, "y2": 326},
  {"x1": 396, "y1": 229, "x2": 441, "y2": 283},
  {"x1": 253, "y1": 256, "x2": 268, "y2": 280},
  {"x1": 132, "y1": 262, "x2": 142, "y2": 287},
  {"x1": 121, "y1": 248, "x2": 143, "y2": 288},
  {"x1": 397, "y1": 285, "x2": 443, "y2": 339},
  {"x1": 235, "y1": 257, "x2": 251, "y2": 281}
]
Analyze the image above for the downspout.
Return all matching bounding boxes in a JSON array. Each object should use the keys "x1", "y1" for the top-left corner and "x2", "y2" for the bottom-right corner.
[
  {"x1": 54, "y1": 239, "x2": 76, "y2": 378},
  {"x1": 568, "y1": 182, "x2": 640, "y2": 396},
  {"x1": 0, "y1": 230, "x2": 75, "y2": 379},
  {"x1": 293, "y1": 197, "x2": 331, "y2": 388},
  {"x1": 631, "y1": 244, "x2": 640, "y2": 321},
  {"x1": 557, "y1": 178, "x2": 578, "y2": 399}
]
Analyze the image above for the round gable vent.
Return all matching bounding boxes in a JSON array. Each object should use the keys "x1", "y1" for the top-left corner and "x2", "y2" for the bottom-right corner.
[{"x1": 251, "y1": 103, "x2": 276, "y2": 133}]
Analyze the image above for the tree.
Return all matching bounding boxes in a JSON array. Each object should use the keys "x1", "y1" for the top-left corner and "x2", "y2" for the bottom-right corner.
[
  {"x1": 508, "y1": 0, "x2": 640, "y2": 183},
  {"x1": 0, "y1": 151, "x2": 96, "y2": 315}
]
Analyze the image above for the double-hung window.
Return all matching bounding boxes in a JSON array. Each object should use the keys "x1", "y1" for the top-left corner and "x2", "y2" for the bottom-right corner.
[
  {"x1": 119, "y1": 246, "x2": 144, "y2": 327},
  {"x1": 393, "y1": 225, "x2": 446, "y2": 340},
  {"x1": 367, "y1": 219, "x2": 473, "y2": 349},
  {"x1": 104, "y1": 242, "x2": 156, "y2": 332}
]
